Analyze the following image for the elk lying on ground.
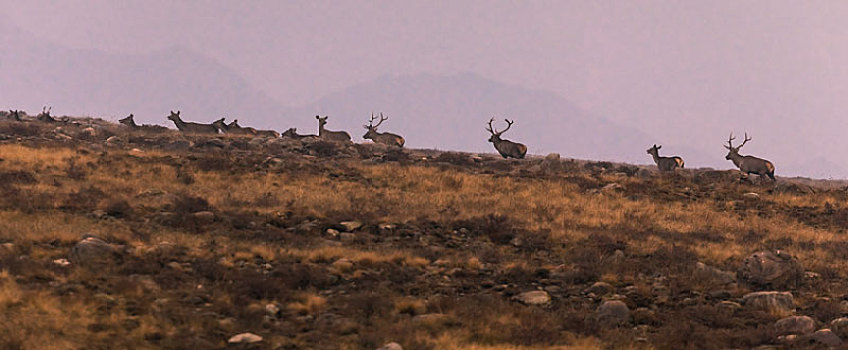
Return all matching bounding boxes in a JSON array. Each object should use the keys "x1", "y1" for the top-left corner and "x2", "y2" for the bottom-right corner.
[
  {"x1": 119, "y1": 114, "x2": 169, "y2": 132},
  {"x1": 281, "y1": 128, "x2": 318, "y2": 139},
  {"x1": 646, "y1": 144, "x2": 684, "y2": 172},
  {"x1": 362, "y1": 113, "x2": 404, "y2": 147},
  {"x1": 486, "y1": 118, "x2": 527, "y2": 159},
  {"x1": 316, "y1": 115, "x2": 351, "y2": 142},
  {"x1": 166, "y1": 110, "x2": 219, "y2": 134},
  {"x1": 37, "y1": 106, "x2": 56, "y2": 123},
  {"x1": 118, "y1": 114, "x2": 139, "y2": 127},
  {"x1": 6, "y1": 110, "x2": 21, "y2": 121},
  {"x1": 724, "y1": 132, "x2": 775, "y2": 181},
  {"x1": 230, "y1": 120, "x2": 279, "y2": 138},
  {"x1": 212, "y1": 118, "x2": 250, "y2": 135}
]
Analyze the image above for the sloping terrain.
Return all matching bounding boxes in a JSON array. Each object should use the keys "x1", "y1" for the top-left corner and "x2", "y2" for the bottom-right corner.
[{"x1": 0, "y1": 118, "x2": 847, "y2": 349}]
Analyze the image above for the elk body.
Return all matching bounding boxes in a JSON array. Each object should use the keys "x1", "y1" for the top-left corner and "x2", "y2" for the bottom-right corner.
[
  {"x1": 6, "y1": 110, "x2": 21, "y2": 121},
  {"x1": 37, "y1": 106, "x2": 56, "y2": 123},
  {"x1": 724, "y1": 132, "x2": 775, "y2": 181},
  {"x1": 119, "y1": 114, "x2": 139, "y2": 127},
  {"x1": 363, "y1": 113, "x2": 404, "y2": 147},
  {"x1": 646, "y1": 144, "x2": 684, "y2": 172},
  {"x1": 282, "y1": 128, "x2": 318, "y2": 139},
  {"x1": 167, "y1": 111, "x2": 218, "y2": 134},
  {"x1": 212, "y1": 118, "x2": 252, "y2": 136},
  {"x1": 119, "y1": 114, "x2": 169, "y2": 132},
  {"x1": 230, "y1": 120, "x2": 279, "y2": 138},
  {"x1": 486, "y1": 118, "x2": 527, "y2": 159},
  {"x1": 315, "y1": 115, "x2": 351, "y2": 142}
]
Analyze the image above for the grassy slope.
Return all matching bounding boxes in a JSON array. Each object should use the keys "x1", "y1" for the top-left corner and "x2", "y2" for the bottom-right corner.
[{"x1": 0, "y1": 120, "x2": 846, "y2": 349}]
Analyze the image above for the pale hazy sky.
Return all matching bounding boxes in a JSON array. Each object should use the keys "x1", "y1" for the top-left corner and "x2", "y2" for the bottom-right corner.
[{"x1": 3, "y1": 1, "x2": 848, "y2": 177}]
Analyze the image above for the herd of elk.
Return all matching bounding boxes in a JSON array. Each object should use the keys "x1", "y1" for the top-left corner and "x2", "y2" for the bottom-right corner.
[
  {"x1": 646, "y1": 144, "x2": 684, "y2": 172},
  {"x1": 363, "y1": 113, "x2": 404, "y2": 147},
  {"x1": 3, "y1": 106, "x2": 782, "y2": 181},
  {"x1": 485, "y1": 118, "x2": 527, "y2": 159}
]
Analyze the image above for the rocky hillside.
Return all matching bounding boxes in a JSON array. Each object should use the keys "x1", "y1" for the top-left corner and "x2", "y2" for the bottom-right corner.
[{"x1": 0, "y1": 117, "x2": 847, "y2": 349}]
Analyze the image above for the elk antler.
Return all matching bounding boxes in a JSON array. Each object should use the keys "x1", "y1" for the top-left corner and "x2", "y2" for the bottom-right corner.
[
  {"x1": 499, "y1": 119, "x2": 515, "y2": 135},
  {"x1": 738, "y1": 132, "x2": 752, "y2": 149},
  {"x1": 725, "y1": 132, "x2": 736, "y2": 150},
  {"x1": 485, "y1": 117, "x2": 497, "y2": 135},
  {"x1": 376, "y1": 113, "x2": 387, "y2": 128}
]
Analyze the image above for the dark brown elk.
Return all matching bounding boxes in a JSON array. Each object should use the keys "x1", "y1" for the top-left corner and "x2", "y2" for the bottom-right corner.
[
  {"x1": 724, "y1": 132, "x2": 775, "y2": 181},
  {"x1": 37, "y1": 106, "x2": 56, "y2": 123},
  {"x1": 166, "y1": 110, "x2": 218, "y2": 134},
  {"x1": 119, "y1": 114, "x2": 169, "y2": 132},
  {"x1": 646, "y1": 144, "x2": 684, "y2": 172},
  {"x1": 118, "y1": 114, "x2": 139, "y2": 127},
  {"x1": 485, "y1": 118, "x2": 527, "y2": 159},
  {"x1": 6, "y1": 110, "x2": 21, "y2": 121},
  {"x1": 315, "y1": 115, "x2": 351, "y2": 142},
  {"x1": 281, "y1": 128, "x2": 317, "y2": 139},
  {"x1": 362, "y1": 113, "x2": 404, "y2": 147},
  {"x1": 212, "y1": 118, "x2": 251, "y2": 135}
]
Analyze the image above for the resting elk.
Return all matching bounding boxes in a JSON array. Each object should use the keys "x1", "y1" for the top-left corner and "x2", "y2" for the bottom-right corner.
[
  {"x1": 363, "y1": 113, "x2": 404, "y2": 147},
  {"x1": 724, "y1": 132, "x2": 775, "y2": 181},
  {"x1": 485, "y1": 118, "x2": 527, "y2": 159}
]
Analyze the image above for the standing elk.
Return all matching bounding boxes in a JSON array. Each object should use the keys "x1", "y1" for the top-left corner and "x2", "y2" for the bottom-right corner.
[
  {"x1": 486, "y1": 117, "x2": 527, "y2": 159},
  {"x1": 646, "y1": 144, "x2": 684, "y2": 172},
  {"x1": 282, "y1": 128, "x2": 317, "y2": 139},
  {"x1": 315, "y1": 115, "x2": 351, "y2": 142},
  {"x1": 363, "y1": 113, "x2": 404, "y2": 147},
  {"x1": 166, "y1": 110, "x2": 219, "y2": 134},
  {"x1": 724, "y1": 132, "x2": 775, "y2": 181}
]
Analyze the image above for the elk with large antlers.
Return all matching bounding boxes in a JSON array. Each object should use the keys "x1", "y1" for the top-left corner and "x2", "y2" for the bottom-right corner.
[
  {"x1": 724, "y1": 132, "x2": 775, "y2": 181},
  {"x1": 363, "y1": 113, "x2": 404, "y2": 147},
  {"x1": 486, "y1": 118, "x2": 527, "y2": 159},
  {"x1": 646, "y1": 144, "x2": 684, "y2": 172},
  {"x1": 315, "y1": 115, "x2": 351, "y2": 142}
]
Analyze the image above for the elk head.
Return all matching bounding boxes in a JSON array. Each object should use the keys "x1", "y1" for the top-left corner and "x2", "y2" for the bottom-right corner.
[
  {"x1": 486, "y1": 117, "x2": 514, "y2": 143},
  {"x1": 647, "y1": 144, "x2": 661, "y2": 156},
  {"x1": 167, "y1": 110, "x2": 181, "y2": 122},
  {"x1": 363, "y1": 113, "x2": 387, "y2": 139},
  {"x1": 316, "y1": 115, "x2": 328, "y2": 127},
  {"x1": 724, "y1": 132, "x2": 751, "y2": 160}
]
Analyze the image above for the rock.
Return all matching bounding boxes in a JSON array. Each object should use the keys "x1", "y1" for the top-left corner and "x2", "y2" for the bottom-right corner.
[
  {"x1": 339, "y1": 232, "x2": 356, "y2": 242},
  {"x1": 325, "y1": 228, "x2": 340, "y2": 237},
  {"x1": 774, "y1": 316, "x2": 816, "y2": 336},
  {"x1": 743, "y1": 192, "x2": 760, "y2": 199},
  {"x1": 332, "y1": 258, "x2": 354, "y2": 272},
  {"x1": 602, "y1": 183, "x2": 623, "y2": 192},
  {"x1": 810, "y1": 328, "x2": 842, "y2": 347},
  {"x1": 105, "y1": 136, "x2": 121, "y2": 145},
  {"x1": 376, "y1": 342, "x2": 403, "y2": 350},
  {"x1": 339, "y1": 221, "x2": 363, "y2": 232},
  {"x1": 632, "y1": 307, "x2": 660, "y2": 326},
  {"x1": 68, "y1": 236, "x2": 123, "y2": 267},
  {"x1": 830, "y1": 317, "x2": 848, "y2": 338},
  {"x1": 81, "y1": 127, "x2": 97, "y2": 137},
  {"x1": 738, "y1": 250, "x2": 803, "y2": 289},
  {"x1": 695, "y1": 262, "x2": 736, "y2": 286},
  {"x1": 741, "y1": 291, "x2": 794, "y2": 314},
  {"x1": 596, "y1": 300, "x2": 630, "y2": 327},
  {"x1": 265, "y1": 303, "x2": 281, "y2": 318},
  {"x1": 717, "y1": 301, "x2": 742, "y2": 313},
  {"x1": 584, "y1": 282, "x2": 614, "y2": 296},
  {"x1": 412, "y1": 313, "x2": 454, "y2": 327},
  {"x1": 545, "y1": 153, "x2": 560, "y2": 162},
  {"x1": 52, "y1": 258, "x2": 71, "y2": 267},
  {"x1": 227, "y1": 332, "x2": 263, "y2": 344},
  {"x1": 191, "y1": 211, "x2": 216, "y2": 224},
  {"x1": 512, "y1": 291, "x2": 551, "y2": 306}
]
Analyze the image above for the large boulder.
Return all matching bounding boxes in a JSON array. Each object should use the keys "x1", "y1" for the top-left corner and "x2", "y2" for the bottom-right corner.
[
  {"x1": 376, "y1": 342, "x2": 403, "y2": 350},
  {"x1": 741, "y1": 291, "x2": 794, "y2": 314},
  {"x1": 810, "y1": 329, "x2": 842, "y2": 347},
  {"x1": 227, "y1": 332, "x2": 262, "y2": 344},
  {"x1": 738, "y1": 250, "x2": 803, "y2": 289},
  {"x1": 596, "y1": 300, "x2": 630, "y2": 327},
  {"x1": 774, "y1": 316, "x2": 816, "y2": 336},
  {"x1": 68, "y1": 236, "x2": 124, "y2": 267},
  {"x1": 512, "y1": 291, "x2": 551, "y2": 306}
]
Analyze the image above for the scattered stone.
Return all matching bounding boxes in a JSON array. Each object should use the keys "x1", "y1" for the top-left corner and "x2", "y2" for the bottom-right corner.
[
  {"x1": 584, "y1": 282, "x2": 614, "y2": 296},
  {"x1": 332, "y1": 258, "x2": 354, "y2": 272},
  {"x1": 339, "y1": 232, "x2": 356, "y2": 242},
  {"x1": 412, "y1": 313, "x2": 454, "y2": 327},
  {"x1": 81, "y1": 127, "x2": 97, "y2": 137},
  {"x1": 512, "y1": 290, "x2": 551, "y2": 306},
  {"x1": 830, "y1": 317, "x2": 848, "y2": 338},
  {"x1": 68, "y1": 236, "x2": 123, "y2": 267},
  {"x1": 227, "y1": 332, "x2": 263, "y2": 344},
  {"x1": 741, "y1": 291, "x2": 794, "y2": 314},
  {"x1": 774, "y1": 316, "x2": 816, "y2": 336},
  {"x1": 717, "y1": 300, "x2": 742, "y2": 313},
  {"x1": 52, "y1": 258, "x2": 71, "y2": 267},
  {"x1": 596, "y1": 300, "x2": 630, "y2": 327},
  {"x1": 738, "y1": 250, "x2": 803, "y2": 289},
  {"x1": 265, "y1": 303, "x2": 281, "y2": 318},
  {"x1": 743, "y1": 192, "x2": 760, "y2": 199},
  {"x1": 339, "y1": 221, "x2": 363, "y2": 232},
  {"x1": 810, "y1": 328, "x2": 842, "y2": 347},
  {"x1": 602, "y1": 183, "x2": 623, "y2": 192},
  {"x1": 191, "y1": 211, "x2": 216, "y2": 224},
  {"x1": 632, "y1": 307, "x2": 660, "y2": 326},
  {"x1": 695, "y1": 262, "x2": 736, "y2": 286},
  {"x1": 376, "y1": 342, "x2": 403, "y2": 350},
  {"x1": 325, "y1": 228, "x2": 340, "y2": 237},
  {"x1": 545, "y1": 153, "x2": 560, "y2": 162}
]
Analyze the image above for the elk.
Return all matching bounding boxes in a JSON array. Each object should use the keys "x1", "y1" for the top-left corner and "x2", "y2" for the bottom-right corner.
[
  {"x1": 281, "y1": 127, "x2": 317, "y2": 139},
  {"x1": 37, "y1": 106, "x2": 56, "y2": 123},
  {"x1": 212, "y1": 117, "x2": 249, "y2": 135},
  {"x1": 362, "y1": 113, "x2": 404, "y2": 147},
  {"x1": 646, "y1": 144, "x2": 684, "y2": 172},
  {"x1": 724, "y1": 132, "x2": 775, "y2": 181},
  {"x1": 119, "y1": 114, "x2": 169, "y2": 132},
  {"x1": 166, "y1": 110, "x2": 219, "y2": 134},
  {"x1": 486, "y1": 118, "x2": 527, "y2": 159},
  {"x1": 229, "y1": 120, "x2": 279, "y2": 138},
  {"x1": 118, "y1": 114, "x2": 139, "y2": 127},
  {"x1": 315, "y1": 115, "x2": 351, "y2": 142},
  {"x1": 7, "y1": 110, "x2": 21, "y2": 121}
]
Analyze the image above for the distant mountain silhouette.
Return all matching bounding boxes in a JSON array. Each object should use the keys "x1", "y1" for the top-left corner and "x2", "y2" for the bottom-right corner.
[{"x1": 0, "y1": 20, "x2": 285, "y2": 126}]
